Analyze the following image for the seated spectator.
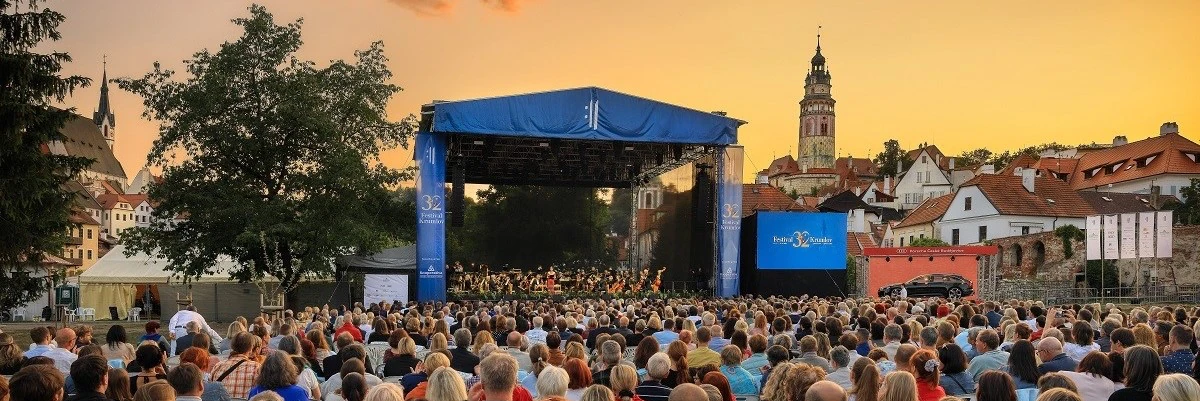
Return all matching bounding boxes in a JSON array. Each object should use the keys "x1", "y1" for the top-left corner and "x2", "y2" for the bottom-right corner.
[
  {"x1": 0, "y1": 333, "x2": 26, "y2": 375},
  {"x1": 131, "y1": 344, "x2": 169, "y2": 394},
  {"x1": 384, "y1": 336, "x2": 421, "y2": 377},
  {"x1": 168, "y1": 363, "x2": 210, "y2": 401},
  {"x1": 46, "y1": 327, "x2": 79, "y2": 374},
  {"x1": 974, "y1": 371, "x2": 1016, "y2": 401},
  {"x1": 537, "y1": 365, "x2": 570, "y2": 400},
  {"x1": 107, "y1": 369, "x2": 135, "y2": 401},
  {"x1": 248, "y1": 351, "x2": 309, "y2": 401},
  {"x1": 937, "y1": 344, "x2": 973, "y2": 396},
  {"x1": 609, "y1": 364, "x2": 644, "y2": 401},
  {"x1": 1037, "y1": 338, "x2": 1078, "y2": 375},
  {"x1": 1036, "y1": 373, "x2": 1078, "y2": 394},
  {"x1": 1058, "y1": 351, "x2": 1120, "y2": 401},
  {"x1": 402, "y1": 351, "x2": 450, "y2": 394},
  {"x1": 742, "y1": 335, "x2": 769, "y2": 374},
  {"x1": 687, "y1": 328, "x2": 721, "y2": 369},
  {"x1": 452, "y1": 329, "x2": 482, "y2": 374},
  {"x1": 564, "y1": 358, "x2": 593, "y2": 401},
  {"x1": 667, "y1": 383, "x2": 706, "y2": 401},
  {"x1": 133, "y1": 379, "x2": 176, "y2": 401},
  {"x1": 805, "y1": 380, "x2": 847, "y2": 401},
  {"x1": 104, "y1": 325, "x2": 137, "y2": 366},
  {"x1": 880, "y1": 371, "x2": 919, "y2": 401},
  {"x1": 328, "y1": 372, "x2": 367, "y2": 401},
  {"x1": 66, "y1": 355, "x2": 110, "y2": 401},
  {"x1": 1063, "y1": 323, "x2": 1099, "y2": 362},
  {"x1": 700, "y1": 372, "x2": 734, "y2": 401},
  {"x1": 322, "y1": 357, "x2": 384, "y2": 399},
  {"x1": 1152, "y1": 374, "x2": 1200, "y2": 401},
  {"x1": 848, "y1": 358, "x2": 881, "y2": 401},
  {"x1": 1004, "y1": 340, "x2": 1040, "y2": 390},
  {"x1": 1160, "y1": 325, "x2": 1195, "y2": 374},
  {"x1": 1109, "y1": 345, "x2": 1162, "y2": 401},
  {"x1": 423, "y1": 366, "x2": 468, "y2": 401},
  {"x1": 910, "y1": 349, "x2": 945, "y2": 401},
  {"x1": 967, "y1": 329, "x2": 1008, "y2": 381},
  {"x1": 1035, "y1": 388, "x2": 1083, "y2": 401},
  {"x1": 826, "y1": 346, "x2": 854, "y2": 390},
  {"x1": 211, "y1": 332, "x2": 263, "y2": 399}
]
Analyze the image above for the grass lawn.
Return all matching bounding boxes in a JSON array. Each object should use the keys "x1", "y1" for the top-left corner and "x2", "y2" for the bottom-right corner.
[{"x1": 3, "y1": 321, "x2": 149, "y2": 349}]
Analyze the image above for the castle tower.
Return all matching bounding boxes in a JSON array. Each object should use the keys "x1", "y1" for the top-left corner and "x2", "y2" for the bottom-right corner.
[
  {"x1": 94, "y1": 59, "x2": 116, "y2": 151},
  {"x1": 798, "y1": 28, "x2": 835, "y2": 170}
]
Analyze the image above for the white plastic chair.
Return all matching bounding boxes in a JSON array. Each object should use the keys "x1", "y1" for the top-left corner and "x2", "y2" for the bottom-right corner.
[
  {"x1": 13, "y1": 308, "x2": 25, "y2": 321},
  {"x1": 128, "y1": 307, "x2": 142, "y2": 321},
  {"x1": 80, "y1": 307, "x2": 96, "y2": 321},
  {"x1": 365, "y1": 344, "x2": 389, "y2": 368},
  {"x1": 66, "y1": 308, "x2": 78, "y2": 323}
]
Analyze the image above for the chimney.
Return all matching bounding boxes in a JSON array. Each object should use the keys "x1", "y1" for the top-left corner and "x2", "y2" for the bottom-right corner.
[
  {"x1": 802, "y1": 163, "x2": 809, "y2": 174},
  {"x1": 756, "y1": 172, "x2": 769, "y2": 185},
  {"x1": 884, "y1": 175, "x2": 892, "y2": 192},
  {"x1": 1160, "y1": 122, "x2": 1179, "y2": 136},
  {"x1": 936, "y1": 154, "x2": 942, "y2": 168},
  {"x1": 981, "y1": 164, "x2": 995, "y2": 175},
  {"x1": 948, "y1": 157, "x2": 956, "y2": 170},
  {"x1": 896, "y1": 159, "x2": 903, "y2": 175},
  {"x1": 1113, "y1": 135, "x2": 1128, "y2": 146},
  {"x1": 1021, "y1": 168, "x2": 1036, "y2": 193}
]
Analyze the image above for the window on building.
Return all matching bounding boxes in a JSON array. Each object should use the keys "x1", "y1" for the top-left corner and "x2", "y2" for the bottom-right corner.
[
  {"x1": 965, "y1": 197, "x2": 972, "y2": 211},
  {"x1": 68, "y1": 249, "x2": 73, "y2": 258},
  {"x1": 87, "y1": 229, "x2": 92, "y2": 239},
  {"x1": 979, "y1": 226, "x2": 988, "y2": 241},
  {"x1": 951, "y1": 229, "x2": 960, "y2": 245},
  {"x1": 820, "y1": 123, "x2": 828, "y2": 135},
  {"x1": 920, "y1": 233, "x2": 925, "y2": 239},
  {"x1": 922, "y1": 156, "x2": 928, "y2": 163},
  {"x1": 1022, "y1": 226, "x2": 1030, "y2": 235},
  {"x1": 87, "y1": 250, "x2": 92, "y2": 260},
  {"x1": 909, "y1": 236, "x2": 914, "y2": 244},
  {"x1": 900, "y1": 237, "x2": 905, "y2": 247}
]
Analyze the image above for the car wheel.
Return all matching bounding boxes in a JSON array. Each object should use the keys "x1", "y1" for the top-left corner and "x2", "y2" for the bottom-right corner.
[
  {"x1": 948, "y1": 287, "x2": 962, "y2": 300},
  {"x1": 890, "y1": 288, "x2": 902, "y2": 297}
]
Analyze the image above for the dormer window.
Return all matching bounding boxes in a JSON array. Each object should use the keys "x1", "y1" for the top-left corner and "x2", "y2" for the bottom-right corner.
[{"x1": 1136, "y1": 154, "x2": 1158, "y2": 167}]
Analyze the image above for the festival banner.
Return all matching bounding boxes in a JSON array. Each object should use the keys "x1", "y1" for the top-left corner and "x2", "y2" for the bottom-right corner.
[
  {"x1": 364, "y1": 274, "x2": 409, "y2": 305},
  {"x1": 1103, "y1": 215, "x2": 1119, "y2": 260},
  {"x1": 1138, "y1": 212, "x2": 1156, "y2": 258},
  {"x1": 1120, "y1": 213, "x2": 1137, "y2": 260},
  {"x1": 1157, "y1": 211, "x2": 1173, "y2": 258},
  {"x1": 715, "y1": 146, "x2": 744, "y2": 298},
  {"x1": 415, "y1": 132, "x2": 447, "y2": 301},
  {"x1": 1085, "y1": 215, "x2": 1101, "y2": 261}
]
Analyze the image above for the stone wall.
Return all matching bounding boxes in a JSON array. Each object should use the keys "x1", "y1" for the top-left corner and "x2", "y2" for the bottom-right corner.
[{"x1": 988, "y1": 226, "x2": 1200, "y2": 288}]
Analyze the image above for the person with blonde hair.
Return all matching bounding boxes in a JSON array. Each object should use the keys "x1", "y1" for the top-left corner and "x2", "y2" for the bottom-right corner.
[
  {"x1": 365, "y1": 383, "x2": 407, "y2": 401},
  {"x1": 1032, "y1": 388, "x2": 1081, "y2": 401},
  {"x1": 1152, "y1": 373, "x2": 1200, "y2": 401},
  {"x1": 848, "y1": 358, "x2": 881, "y2": 401},
  {"x1": 580, "y1": 385, "x2": 615, "y2": 401},
  {"x1": 133, "y1": 379, "x2": 177, "y2": 401},
  {"x1": 250, "y1": 391, "x2": 285, "y2": 401},
  {"x1": 609, "y1": 364, "x2": 643, "y2": 401},
  {"x1": 537, "y1": 365, "x2": 570, "y2": 400},
  {"x1": 421, "y1": 366, "x2": 466, "y2": 401},
  {"x1": 0, "y1": 333, "x2": 25, "y2": 375},
  {"x1": 879, "y1": 372, "x2": 919, "y2": 401}
]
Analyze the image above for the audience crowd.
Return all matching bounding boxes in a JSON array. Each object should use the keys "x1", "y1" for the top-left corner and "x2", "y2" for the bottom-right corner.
[{"x1": 1, "y1": 295, "x2": 1200, "y2": 401}]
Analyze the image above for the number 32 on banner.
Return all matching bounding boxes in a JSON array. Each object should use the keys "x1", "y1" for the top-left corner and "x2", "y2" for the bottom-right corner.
[
  {"x1": 422, "y1": 195, "x2": 443, "y2": 211},
  {"x1": 722, "y1": 204, "x2": 740, "y2": 219}
]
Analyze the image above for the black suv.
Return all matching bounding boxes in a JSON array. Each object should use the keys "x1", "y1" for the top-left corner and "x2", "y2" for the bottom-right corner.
[{"x1": 878, "y1": 273, "x2": 974, "y2": 299}]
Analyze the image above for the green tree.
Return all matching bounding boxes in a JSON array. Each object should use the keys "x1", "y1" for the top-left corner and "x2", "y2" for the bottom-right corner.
[
  {"x1": 908, "y1": 237, "x2": 949, "y2": 247},
  {"x1": 956, "y1": 148, "x2": 993, "y2": 168},
  {"x1": 115, "y1": 5, "x2": 415, "y2": 297},
  {"x1": 0, "y1": 0, "x2": 93, "y2": 309},
  {"x1": 874, "y1": 139, "x2": 908, "y2": 177},
  {"x1": 609, "y1": 187, "x2": 634, "y2": 236},
  {"x1": 1085, "y1": 260, "x2": 1118, "y2": 291},
  {"x1": 1054, "y1": 225, "x2": 1084, "y2": 258},
  {"x1": 1177, "y1": 178, "x2": 1200, "y2": 225}
]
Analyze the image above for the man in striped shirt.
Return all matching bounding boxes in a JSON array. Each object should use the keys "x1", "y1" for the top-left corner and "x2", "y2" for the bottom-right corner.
[{"x1": 636, "y1": 353, "x2": 674, "y2": 401}]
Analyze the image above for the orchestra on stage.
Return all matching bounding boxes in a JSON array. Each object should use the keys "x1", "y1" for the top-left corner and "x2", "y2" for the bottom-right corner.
[{"x1": 448, "y1": 262, "x2": 666, "y2": 296}]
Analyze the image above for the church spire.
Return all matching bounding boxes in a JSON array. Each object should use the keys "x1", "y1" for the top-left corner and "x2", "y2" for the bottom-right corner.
[{"x1": 94, "y1": 56, "x2": 116, "y2": 150}]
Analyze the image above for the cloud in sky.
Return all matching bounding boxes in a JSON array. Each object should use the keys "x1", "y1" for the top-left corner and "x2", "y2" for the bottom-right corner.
[{"x1": 387, "y1": 0, "x2": 526, "y2": 16}]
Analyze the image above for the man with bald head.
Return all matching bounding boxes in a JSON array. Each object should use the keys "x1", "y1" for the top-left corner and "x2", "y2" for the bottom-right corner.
[
  {"x1": 44, "y1": 327, "x2": 78, "y2": 373},
  {"x1": 1036, "y1": 337, "x2": 1077, "y2": 374},
  {"x1": 805, "y1": 380, "x2": 848, "y2": 401},
  {"x1": 504, "y1": 331, "x2": 533, "y2": 371},
  {"x1": 669, "y1": 383, "x2": 709, "y2": 401}
]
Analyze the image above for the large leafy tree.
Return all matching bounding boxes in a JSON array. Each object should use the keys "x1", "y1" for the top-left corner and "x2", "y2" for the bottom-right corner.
[
  {"x1": 874, "y1": 139, "x2": 907, "y2": 177},
  {"x1": 116, "y1": 5, "x2": 415, "y2": 295},
  {"x1": 1178, "y1": 178, "x2": 1200, "y2": 225},
  {"x1": 0, "y1": 0, "x2": 92, "y2": 309}
]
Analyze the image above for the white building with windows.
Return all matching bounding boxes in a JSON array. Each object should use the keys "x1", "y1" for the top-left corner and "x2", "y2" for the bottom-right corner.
[
  {"x1": 939, "y1": 171, "x2": 1092, "y2": 245},
  {"x1": 1069, "y1": 122, "x2": 1200, "y2": 200},
  {"x1": 894, "y1": 146, "x2": 952, "y2": 210}
]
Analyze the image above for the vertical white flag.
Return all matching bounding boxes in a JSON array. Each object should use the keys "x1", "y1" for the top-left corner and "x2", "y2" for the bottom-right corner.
[
  {"x1": 1103, "y1": 215, "x2": 1119, "y2": 259},
  {"x1": 1120, "y1": 213, "x2": 1137, "y2": 259},
  {"x1": 1138, "y1": 212, "x2": 1155, "y2": 258},
  {"x1": 1157, "y1": 211, "x2": 1173, "y2": 258},
  {"x1": 1086, "y1": 215, "x2": 1102, "y2": 260}
]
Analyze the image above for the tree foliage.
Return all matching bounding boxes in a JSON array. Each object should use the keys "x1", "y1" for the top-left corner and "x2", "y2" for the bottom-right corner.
[
  {"x1": 115, "y1": 5, "x2": 415, "y2": 294},
  {"x1": 956, "y1": 148, "x2": 994, "y2": 168},
  {"x1": 1177, "y1": 178, "x2": 1200, "y2": 226},
  {"x1": 609, "y1": 187, "x2": 633, "y2": 236},
  {"x1": 0, "y1": 0, "x2": 93, "y2": 309},
  {"x1": 874, "y1": 139, "x2": 908, "y2": 177},
  {"x1": 1054, "y1": 224, "x2": 1084, "y2": 259},
  {"x1": 447, "y1": 186, "x2": 611, "y2": 267},
  {"x1": 908, "y1": 237, "x2": 949, "y2": 247}
]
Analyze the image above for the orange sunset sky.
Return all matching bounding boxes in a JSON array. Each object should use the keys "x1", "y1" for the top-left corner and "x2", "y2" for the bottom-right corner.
[{"x1": 49, "y1": 1, "x2": 1200, "y2": 180}]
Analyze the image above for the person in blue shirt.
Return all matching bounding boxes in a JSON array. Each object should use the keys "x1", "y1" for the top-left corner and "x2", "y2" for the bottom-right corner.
[
  {"x1": 652, "y1": 319, "x2": 679, "y2": 347},
  {"x1": 248, "y1": 351, "x2": 312, "y2": 401},
  {"x1": 1161, "y1": 325, "x2": 1196, "y2": 374},
  {"x1": 718, "y1": 346, "x2": 758, "y2": 395}
]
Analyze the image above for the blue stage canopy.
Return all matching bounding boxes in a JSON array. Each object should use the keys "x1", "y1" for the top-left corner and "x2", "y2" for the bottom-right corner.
[{"x1": 429, "y1": 87, "x2": 744, "y2": 145}]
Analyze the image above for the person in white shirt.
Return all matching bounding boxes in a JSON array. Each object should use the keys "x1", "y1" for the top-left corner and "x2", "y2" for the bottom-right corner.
[
  {"x1": 169, "y1": 305, "x2": 224, "y2": 355},
  {"x1": 526, "y1": 317, "x2": 548, "y2": 346},
  {"x1": 1058, "y1": 351, "x2": 1122, "y2": 401},
  {"x1": 44, "y1": 328, "x2": 78, "y2": 374}
]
